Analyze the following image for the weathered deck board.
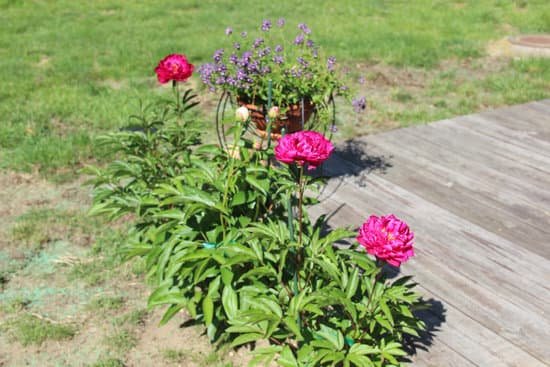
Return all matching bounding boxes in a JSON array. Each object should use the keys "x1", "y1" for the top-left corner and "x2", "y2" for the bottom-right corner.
[{"x1": 310, "y1": 100, "x2": 550, "y2": 366}]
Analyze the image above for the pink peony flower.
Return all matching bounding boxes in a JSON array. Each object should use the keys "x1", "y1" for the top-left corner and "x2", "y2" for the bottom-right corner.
[
  {"x1": 155, "y1": 54, "x2": 194, "y2": 84},
  {"x1": 274, "y1": 131, "x2": 334, "y2": 170},
  {"x1": 357, "y1": 214, "x2": 414, "y2": 267}
]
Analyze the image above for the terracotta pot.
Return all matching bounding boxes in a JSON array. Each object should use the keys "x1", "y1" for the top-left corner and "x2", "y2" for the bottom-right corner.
[{"x1": 237, "y1": 96, "x2": 315, "y2": 140}]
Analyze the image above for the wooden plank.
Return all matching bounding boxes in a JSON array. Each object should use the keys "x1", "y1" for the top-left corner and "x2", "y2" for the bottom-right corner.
[
  {"x1": 390, "y1": 123, "x2": 550, "y2": 186},
  {"x1": 479, "y1": 101, "x2": 550, "y2": 135},
  {"x1": 361, "y1": 126, "x2": 550, "y2": 204},
  {"x1": 455, "y1": 115, "x2": 550, "y2": 159}
]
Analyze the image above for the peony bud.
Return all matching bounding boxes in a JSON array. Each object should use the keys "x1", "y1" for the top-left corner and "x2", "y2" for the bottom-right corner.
[
  {"x1": 267, "y1": 106, "x2": 280, "y2": 119},
  {"x1": 235, "y1": 106, "x2": 249, "y2": 122}
]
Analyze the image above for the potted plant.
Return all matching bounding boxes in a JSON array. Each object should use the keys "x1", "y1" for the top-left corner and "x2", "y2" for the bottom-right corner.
[{"x1": 199, "y1": 19, "x2": 364, "y2": 139}]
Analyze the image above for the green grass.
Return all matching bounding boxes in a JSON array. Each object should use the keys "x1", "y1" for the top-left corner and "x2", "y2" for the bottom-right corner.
[
  {"x1": 104, "y1": 329, "x2": 138, "y2": 354},
  {"x1": 1, "y1": 313, "x2": 77, "y2": 346},
  {"x1": 0, "y1": 0, "x2": 549, "y2": 177},
  {"x1": 89, "y1": 357, "x2": 126, "y2": 367},
  {"x1": 87, "y1": 296, "x2": 125, "y2": 313},
  {"x1": 162, "y1": 349, "x2": 186, "y2": 363}
]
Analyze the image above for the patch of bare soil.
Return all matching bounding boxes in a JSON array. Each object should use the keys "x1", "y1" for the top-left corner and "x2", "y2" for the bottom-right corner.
[{"x1": 0, "y1": 171, "x2": 250, "y2": 367}]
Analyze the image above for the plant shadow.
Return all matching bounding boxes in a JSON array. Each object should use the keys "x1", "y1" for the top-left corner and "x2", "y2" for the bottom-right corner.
[
  {"x1": 320, "y1": 139, "x2": 392, "y2": 179},
  {"x1": 402, "y1": 298, "x2": 447, "y2": 360}
]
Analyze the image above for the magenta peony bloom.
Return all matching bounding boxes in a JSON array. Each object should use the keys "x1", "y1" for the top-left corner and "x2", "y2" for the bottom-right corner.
[
  {"x1": 357, "y1": 214, "x2": 415, "y2": 267},
  {"x1": 274, "y1": 131, "x2": 334, "y2": 170},
  {"x1": 155, "y1": 54, "x2": 194, "y2": 84}
]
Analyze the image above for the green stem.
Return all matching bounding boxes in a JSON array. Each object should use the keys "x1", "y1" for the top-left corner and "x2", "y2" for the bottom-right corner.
[
  {"x1": 297, "y1": 165, "x2": 304, "y2": 249},
  {"x1": 172, "y1": 80, "x2": 180, "y2": 113}
]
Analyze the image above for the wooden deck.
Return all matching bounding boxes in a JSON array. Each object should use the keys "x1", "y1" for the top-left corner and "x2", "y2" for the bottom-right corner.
[{"x1": 310, "y1": 100, "x2": 550, "y2": 366}]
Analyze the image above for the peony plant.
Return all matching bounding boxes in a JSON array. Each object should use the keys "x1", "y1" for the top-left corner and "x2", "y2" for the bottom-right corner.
[{"x1": 88, "y1": 53, "x2": 425, "y2": 367}]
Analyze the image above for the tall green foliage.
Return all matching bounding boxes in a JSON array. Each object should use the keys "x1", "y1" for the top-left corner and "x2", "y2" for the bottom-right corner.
[{"x1": 88, "y1": 93, "x2": 424, "y2": 366}]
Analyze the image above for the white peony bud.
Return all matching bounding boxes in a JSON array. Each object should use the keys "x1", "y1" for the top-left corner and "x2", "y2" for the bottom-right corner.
[
  {"x1": 235, "y1": 106, "x2": 249, "y2": 122},
  {"x1": 267, "y1": 106, "x2": 280, "y2": 119}
]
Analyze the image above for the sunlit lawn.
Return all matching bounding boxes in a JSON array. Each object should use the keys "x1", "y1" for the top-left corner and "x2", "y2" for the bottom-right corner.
[{"x1": 0, "y1": 0, "x2": 549, "y2": 178}]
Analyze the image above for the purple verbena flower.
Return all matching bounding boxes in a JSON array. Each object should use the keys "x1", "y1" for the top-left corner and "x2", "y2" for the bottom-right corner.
[
  {"x1": 261, "y1": 66, "x2": 271, "y2": 75},
  {"x1": 294, "y1": 34, "x2": 305, "y2": 45},
  {"x1": 253, "y1": 38, "x2": 264, "y2": 49},
  {"x1": 258, "y1": 47, "x2": 271, "y2": 58},
  {"x1": 225, "y1": 27, "x2": 233, "y2": 36},
  {"x1": 236, "y1": 68, "x2": 247, "y2": 81},
  {"x1": 277, "y1": 18, "x2": 285, "y2": 27},
  {"x1": 226, "y1": 76, "x2": 237, "y2": 86},
  {"x1": 198, "y1": 63, "x2": 215, "y2": 85},
  {"x1": 215, "y1": 76, "x2": 226, "y2": 85},
  {"x1": 297, "y1": 57, "x2": 308, "y2": 67},
  {"x1": 248, "y1": 60, "x2": 259, "y2": 73},
  {"x1": 233, "y1": 42, "x2": 241, "y2": 50},
  {"x1": 358, "y1": 76, "x2": 366, "y2": 85},
  {"x1": 261, "y1": 19, "x2": 272, "y2": 31},
  {"x1": 213, "y1": 49, "x2": 224, "y2": 63},
  {"x1": 273, "y1": 55, "x2": 284, "y2": 65},
  {"x1": 290, "y1": 67, "x2": 302, "y2": 78},
  {"x1": 229, "y1": 53, "x2": 239, "y2": 65},
  {"x1": 275, "y1": 45, "x2": 283, "y2": 53},
  {"x1": 327, "y1": 56, "x2": 336, "y2": 71},
  {"x1": 239, "y1": 51, "x2": 253, "y2": 67},
  {"x1": 215, "y1": 63, "x2": 227, "y2": 75},
  {"x1": 352, "y1": 96, "x2": 367, "y2": 113},
  {"x1": 306, "y1": 39, "x2": 314, "y2": 48},
  {"x1": 298, "y1": 23, "x2": 311, "y2": 34}
]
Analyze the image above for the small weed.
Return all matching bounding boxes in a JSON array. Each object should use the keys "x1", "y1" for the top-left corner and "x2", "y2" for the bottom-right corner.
[
  {"x1": 104, "y1": 329, "x2": 137, "y2": 353},
  {"x1": 69, "y1": 229, "x2": 125, "y2": 286},
  {"x1": 10, "y1": 208, "x2": 100, "y2": 249},
  {"x1": 391, "y1": 89, "x2": 414, "y2": 103},
  {"x1": 114, "y1": 309, "x2": 149, "y2": 327},
  {"x1": 1, "y1": 313, "x2": 77, "y2": 346},
  {"x1": 162, "y1": 349, "x2": 185, "y2": 363},
  {"x1": 87, "y1": 296, "x2": 125, "y2": 313},
  {"x1": 0, "y1": 297, "x2": 30, "y2": 314},
  {"x1": 89, "y1": 358, "x2": 126, "y2": 367}
]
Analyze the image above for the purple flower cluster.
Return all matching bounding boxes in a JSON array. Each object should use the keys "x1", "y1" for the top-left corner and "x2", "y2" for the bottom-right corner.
[
  {"x1": 213, "y1": 49, "x2": 224, "y2": 63},
  {"x1": 352, "y1": 96, "x2": 367, "y2": 113},
  {"x1": 253, "y1": 38, "x2": 264, "y2": 49},
  {"x1": 298, "y1": 23, "x2": 311, "y2": 34},
  {"x1": 261, "y1": 19, "x2": 272, "y2": 32},
  {"x1": 199, "y1": 20, "x2": 354, "y2": 109},
  {"x1": 273, "y1": 55, "x2": 284, "y2": 65},
  {"x1": 327, "y1": 56, "x2": 336, "y2": 71}
]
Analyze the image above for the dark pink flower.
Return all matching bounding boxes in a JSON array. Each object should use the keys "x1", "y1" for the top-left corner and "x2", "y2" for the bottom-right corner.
[
  {"x1": 357, "y1": 214, "x2": 415, "y2": 267},
  {"x1": 155, "y1": 54, "x2": 194, "y2": 84},
  {"x1": 274, "y1": 131, "x2": 334, "y2": 170}
]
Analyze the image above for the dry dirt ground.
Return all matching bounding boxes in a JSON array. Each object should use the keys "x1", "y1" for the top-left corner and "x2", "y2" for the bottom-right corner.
[{"x1": 0, "y1": 171, "x2": 249, "y2": 367}]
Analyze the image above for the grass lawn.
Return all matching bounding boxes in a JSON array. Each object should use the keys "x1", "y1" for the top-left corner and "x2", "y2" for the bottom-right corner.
[
  {"x1": 0, "y1": 1, "x2": 549, "y2": 365},
  {"x1": 1, "y1": 0, "x2": 549, "y2": 178}
]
